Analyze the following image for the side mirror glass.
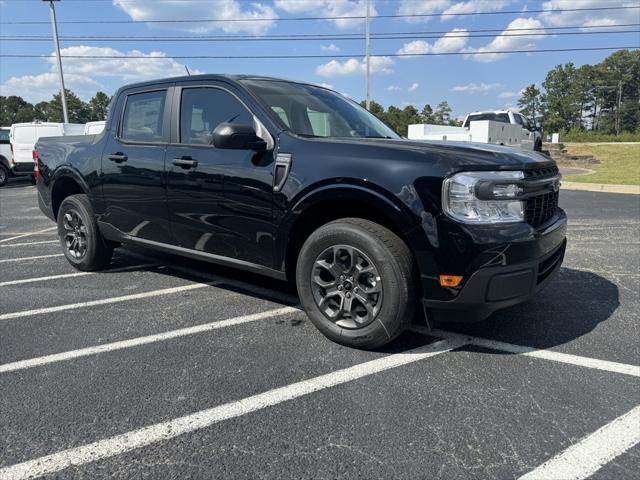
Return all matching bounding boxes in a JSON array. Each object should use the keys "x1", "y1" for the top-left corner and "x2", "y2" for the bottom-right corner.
[{"x1": 212, "y1": 123, "x2": 267, "y2": 151}]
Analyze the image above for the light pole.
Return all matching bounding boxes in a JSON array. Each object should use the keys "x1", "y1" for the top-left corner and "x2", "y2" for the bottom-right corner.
[
  {"x1": 43, "y1": 0, "x2": 69, "y2": 123},
  {"x1": 365, "y1": 0, "x2": 371, "y2": 111}
]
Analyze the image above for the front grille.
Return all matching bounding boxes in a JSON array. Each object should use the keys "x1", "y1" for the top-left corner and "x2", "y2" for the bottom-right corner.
[
  {"x1": 524, "y1": 165, "x2": 560, "y2": 226},
  {"x1": 526, "y1": 190, "x2": 559, "y2": 226},
  {"x1": 523, "y1": 165, "x2": 559, "y2": 179}
]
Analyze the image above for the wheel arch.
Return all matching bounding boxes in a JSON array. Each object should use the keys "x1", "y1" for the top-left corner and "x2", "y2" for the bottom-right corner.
[
  {"x1": 279, "y1": 182, "x2": 419, "y2": 281},
  {"x1": 50, "y1": 169, "x2": 91, "y2": 219}
]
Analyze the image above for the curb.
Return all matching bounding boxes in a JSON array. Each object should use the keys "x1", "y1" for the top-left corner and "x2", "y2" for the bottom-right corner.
[{"x1": 562, "y1": 182, "x2": 640, "y2": 195}]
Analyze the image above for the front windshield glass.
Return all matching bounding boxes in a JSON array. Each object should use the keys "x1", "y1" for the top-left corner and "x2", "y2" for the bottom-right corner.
[{"x1": 240, "y1": 79, "x2": 400, "y2": 139}]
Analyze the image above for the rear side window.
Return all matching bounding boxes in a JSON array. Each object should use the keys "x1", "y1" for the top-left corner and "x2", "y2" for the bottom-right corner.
[
  {"x1": 13, "y1": 127, "x2": 37, "y2": 144},
  {"x1": 464, "y1": 113, "x2": 511, "y2": 127},
  {"x1": 180, "y1": 87, "x2": 253, "y2": 145},
  {"x1": 121, "y1": 90, "x2": 166, "y2": 143},
  {"x1": 0, "y1": 130, "x2": 9, "y2": 143}
]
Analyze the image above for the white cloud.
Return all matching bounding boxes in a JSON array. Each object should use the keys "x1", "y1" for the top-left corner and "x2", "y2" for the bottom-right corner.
[
  {"x1": 114, "y1": 0, "x2": 277, "y2": 34},
  {"x1": 451, "y1": 82, "x2": 504, "y2": 93},
  {"x1": 397, "y1": 0, "x2": 451, "y2": 23},
  {"x1": 539, "y1": 0, "x2": 634, "y2": 28},
  {"x1": 441, "y1": 0, "x2": 512, "y2": 20},
  {"x1": 274, "y1": 0, "x2": 377, "y2": 29},
  {"x1": 0, "y1": 72, "x2": 103, "y2": 104},
  {"x1": 497, "y1": 90, "x2": 523, "y2": 99},
  {"x1": 320, "y1": 44, "x2": 340, "y2": 52},
  {"x1": 396, "y1": 28, "x2": 469, "y2": 57},
  {"x1": 408, "y1": 82, "x2": 420, "y2": 92},
  {"x1": 0, "y1": 45, "x2": 201, "y2": 103},
  {"x1": 464, "y1": 17, "x2": 545, "y2": 62},
  {"x1": 386, "y1": 85, "x2": 402, "y2": 91},
  {"x1": 318, "y1": 83, "x2": 334, "y2": 89},
  {"x1": 315, "y1": 56, "x2": 394, "y2": 77}
]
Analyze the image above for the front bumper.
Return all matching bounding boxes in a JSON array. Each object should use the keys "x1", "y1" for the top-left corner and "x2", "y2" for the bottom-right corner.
[{"x1": 424, "y1": 238, "x2": 565, "y2": 322}]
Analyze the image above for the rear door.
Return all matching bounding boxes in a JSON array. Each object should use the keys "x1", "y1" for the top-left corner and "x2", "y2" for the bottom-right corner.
[
  {"x1": 10, "y1": 125, "x2": 37, "y2": 170},
  {"x1": 165, "y1": 83, "x2": 275, "y2": 267},
  {"x1": 100, "y1": 86, "x2": 173, "y2": 243}
]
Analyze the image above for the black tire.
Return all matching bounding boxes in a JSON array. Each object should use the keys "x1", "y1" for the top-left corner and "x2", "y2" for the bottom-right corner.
[
  {"x1": 57, "y1": 194, "x2": 114, "y2": 271},
  {"x1": 0, "y1": 164, "x2": 8, "y2": 187},
  {"x1": 296, "y1": 218, "x2": 416, "y2": 349}
]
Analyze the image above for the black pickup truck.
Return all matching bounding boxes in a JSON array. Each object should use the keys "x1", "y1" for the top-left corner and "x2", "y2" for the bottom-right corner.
[{"x1": 35, "y1": 75, "x2": 566, "y2": 348}]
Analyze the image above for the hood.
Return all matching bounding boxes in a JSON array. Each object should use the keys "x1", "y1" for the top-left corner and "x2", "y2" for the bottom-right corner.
[{"x1": 293, "y1": 135, "x2": 555, "y2": 171}]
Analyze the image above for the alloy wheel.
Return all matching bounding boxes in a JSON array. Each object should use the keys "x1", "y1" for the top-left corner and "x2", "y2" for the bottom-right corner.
[
  {"x1": 310, "y1": 245, "x2": 383, "y2": 329},
  {"x1": 62, "y1": 209, "x2": 88, "y2": 259}
]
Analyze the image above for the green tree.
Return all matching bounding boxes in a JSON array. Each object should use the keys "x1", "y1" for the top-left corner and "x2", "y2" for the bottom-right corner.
[
  {"x1": 420, "y1": 104, "x2": 434, "y2": 124},
  {"x1": 433, "y1": 101, "x2": 452, "y2": 125},
  {"x1": 0, "y1": 96, "x2": 36, "y2": 125},
  {"x1": 541, "y1": 63, "x2": 582, "y2": 132},
  {"x1": 46, "y1": 89, "x2": 91, "y2": 123},
  {"x1": 88, "y1": 91, "x2": 111, "y2": 121},
  {"x1": 518, "y1": 84, "x2": 542, "y2": 127}
]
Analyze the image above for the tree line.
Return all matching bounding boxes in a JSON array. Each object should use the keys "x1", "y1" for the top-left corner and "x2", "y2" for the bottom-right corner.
[
  {"x1": 518, "y1": 49, "x2": 639, "y2": 135},
  {"x1": 0, "y1": 90, "x2": 110, "y2": 126}
]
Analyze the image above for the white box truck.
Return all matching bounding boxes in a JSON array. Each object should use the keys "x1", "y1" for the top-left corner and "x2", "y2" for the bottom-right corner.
[{"x1": 408, "y1": 110, "x2": 542, "y2": 151}]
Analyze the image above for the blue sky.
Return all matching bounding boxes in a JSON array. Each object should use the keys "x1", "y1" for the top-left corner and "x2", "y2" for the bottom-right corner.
[{"x1": 0, "y1": 0, "x2": 638, "y2": 119}]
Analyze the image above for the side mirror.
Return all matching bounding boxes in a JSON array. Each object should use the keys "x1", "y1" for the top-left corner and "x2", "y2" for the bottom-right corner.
[{"x1": 212, "y1": 123, "x2": 267, "y2": 151}]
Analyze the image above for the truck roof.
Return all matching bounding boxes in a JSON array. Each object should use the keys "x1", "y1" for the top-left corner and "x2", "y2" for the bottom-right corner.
[
  {"x1": 113, "y1": 74, "x2": 330, "y2": 93},
  {"x1": 466, "y1": 110, "x2": 515, "y2": 116}
]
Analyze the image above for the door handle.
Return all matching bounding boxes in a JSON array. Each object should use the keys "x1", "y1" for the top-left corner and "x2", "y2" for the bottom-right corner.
[
  {"x1": 172, "y1": 157, "x2": 198, "y2": 169},
  {"x1": 108, "y1": 153, "x2": 128, "y2": 163}
]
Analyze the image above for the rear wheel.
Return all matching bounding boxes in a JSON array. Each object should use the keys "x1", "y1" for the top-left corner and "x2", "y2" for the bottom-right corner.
[
  {"x1": 57, "y1": 194, "x2": 113, "y2": 271},
  {"x1": 0, "y1": 164, "x2": 8, "y2": 187},
  {"x1": 296, "y1": 218, "x2": 416, "y2": 349}
]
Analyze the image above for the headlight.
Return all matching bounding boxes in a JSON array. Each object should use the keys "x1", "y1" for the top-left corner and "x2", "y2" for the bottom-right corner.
[{"x1": 443, "y1": 171, "x2": 525, "y2": 224}]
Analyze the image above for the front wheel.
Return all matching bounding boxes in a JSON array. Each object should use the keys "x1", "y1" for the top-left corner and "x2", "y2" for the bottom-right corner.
[
  {"x1": 296, "y1": 218, "x2": 417, "y2": 349},
  {"x1": 0, "y1": 164, "x2": 8, "y2": 187},
  {"x1": 57, "y1": 194, "x2": 114, "y2": 271}
]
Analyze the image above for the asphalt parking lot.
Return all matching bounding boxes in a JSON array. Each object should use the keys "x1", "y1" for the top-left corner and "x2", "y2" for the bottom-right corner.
[{"x1": 1, "y1": 178, "x2": 638, "y2": 479}]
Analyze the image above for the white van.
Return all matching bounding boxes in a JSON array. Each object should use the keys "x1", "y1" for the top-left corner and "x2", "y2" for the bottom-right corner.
[
  {"x1": 0, "y1": 127, "x2": 13, "y2": 186},
  {"x1": 84, "y1": 121, "x2": 106, "y2": 135},
  {"x1": 9, "y1": 122, "x2": 85, "y2": 174}
]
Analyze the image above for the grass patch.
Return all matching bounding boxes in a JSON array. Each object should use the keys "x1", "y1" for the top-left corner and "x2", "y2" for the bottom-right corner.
[{"x1": 562, "y1": 143, "x2": 640, "y2": 185}]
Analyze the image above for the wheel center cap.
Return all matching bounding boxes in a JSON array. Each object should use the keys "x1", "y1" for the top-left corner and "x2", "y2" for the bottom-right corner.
[{"x1": 342, "y1": 280, "x2": 353, "y2": 291}]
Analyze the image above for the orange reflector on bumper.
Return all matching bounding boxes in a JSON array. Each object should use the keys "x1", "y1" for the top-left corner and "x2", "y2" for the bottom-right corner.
[{"x1": 439, "y1": 275, "x2": 463, "y2": 287}]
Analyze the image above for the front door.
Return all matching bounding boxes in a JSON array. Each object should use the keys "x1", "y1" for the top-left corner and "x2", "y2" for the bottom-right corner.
[
  {"x1": 166, "y1": 84, "x2": 275, "y2": 267},
  {"x1": 100, "y1": 87, "x2": 172, "y2": 243}
]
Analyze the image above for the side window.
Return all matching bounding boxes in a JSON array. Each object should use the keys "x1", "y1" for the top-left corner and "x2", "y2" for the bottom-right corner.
[
  {"x1": 496, "y1": 113, "x2": 510, "y2": 123},
  {"x1": 180, "y1": 87, "x2": 253, "y2": 145},
  {"x1": 121, "y1": 90, "x2": 166, "y2": 143},
  {"x1": 0, "y1": 130, "x2": 9, "y2": 143},
  {"x1": 513, "y1": 114, "x2": 524, "y2": 126}
]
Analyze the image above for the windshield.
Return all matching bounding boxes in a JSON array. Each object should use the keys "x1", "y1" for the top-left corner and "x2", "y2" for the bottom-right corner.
[{"x1": 240, "y1": 79, "x2": 399, "y2": 139}]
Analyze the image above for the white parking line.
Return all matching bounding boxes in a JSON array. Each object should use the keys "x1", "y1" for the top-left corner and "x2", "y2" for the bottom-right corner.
[
  {"x1": 0, "y1": 307, "x2": 298, "y2": 374},
  {"x1": 519, "y1": 405, "x2": 640, "y2": 480},
  {"x1": 0, "y1": 263, "x2": 156, "y2": 288},
  {"x1": 0, "y1": 226, "x2": 57, "y2": 244},
  {"x1": 0, "y1": 253, "x2": 63, "y2": 264},
  {"x1": 0, "y1": 240, "x2": 59, "y2": 248},
  {"x1": 410, "y1": 327, "x2": 640, "y2": 378},
  {"x1": 0, "y1": 337, "x2": 466, "y2": 480},
  {"x1": 0, "y1": 283, "x2": 214, "y2": 322}
]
